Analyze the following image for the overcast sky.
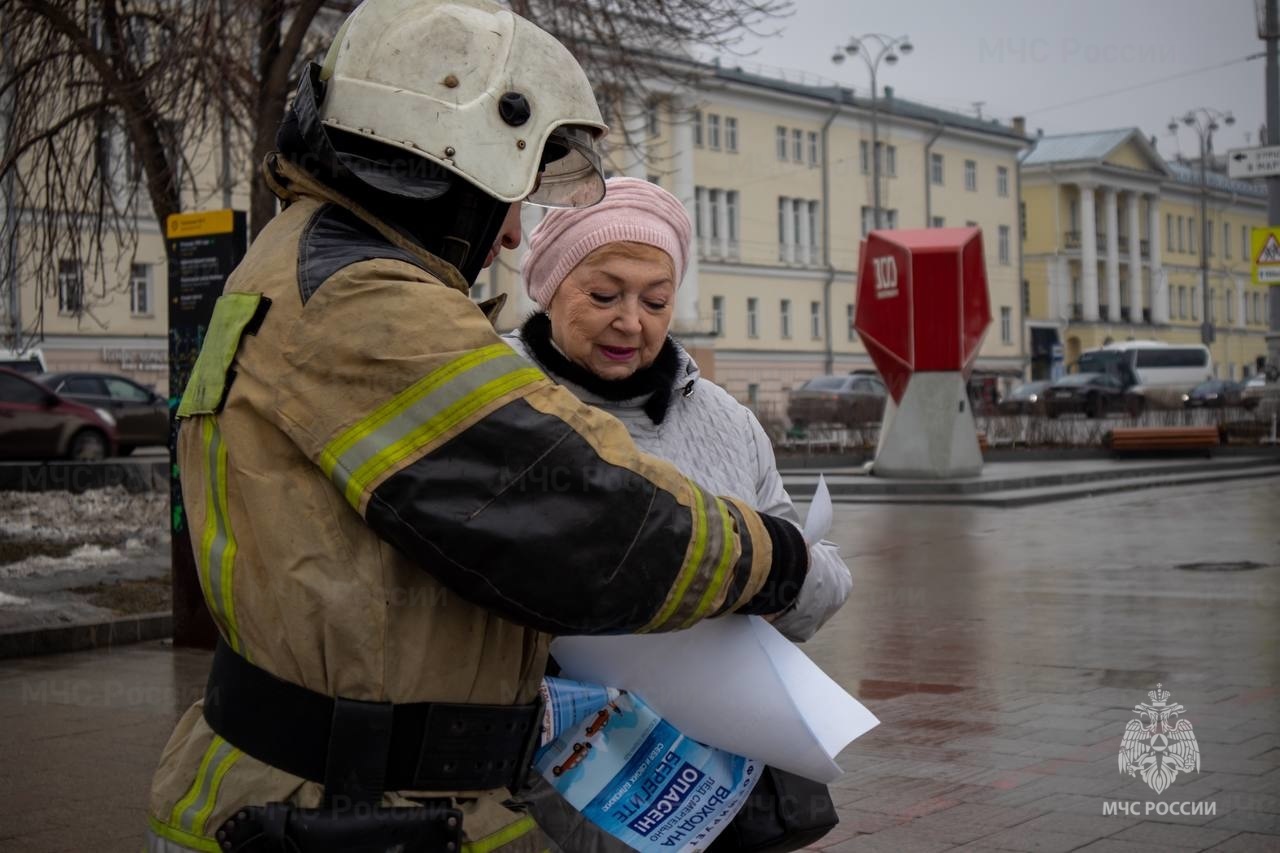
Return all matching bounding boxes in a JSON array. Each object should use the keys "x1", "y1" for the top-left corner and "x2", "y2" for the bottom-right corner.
[{"x1": 724, "y1": 0, "x2": 1269, "y2": 158}]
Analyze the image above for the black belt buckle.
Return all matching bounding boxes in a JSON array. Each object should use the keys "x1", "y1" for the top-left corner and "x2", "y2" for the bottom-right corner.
[
  {"x1": 412, "y1": 697, "x2": 546, "y2": 792},
  {"x1": 215, "y1": 801, "x2": 463, "y2": 852}
]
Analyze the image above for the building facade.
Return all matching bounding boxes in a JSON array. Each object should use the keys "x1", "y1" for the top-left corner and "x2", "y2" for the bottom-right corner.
[
  {"x1": 1021, "y1": 129, "x2": 1270, "y2": 382},
  {"x1": 479, "y1": 64, "x2": 1028, "y2": 429}
]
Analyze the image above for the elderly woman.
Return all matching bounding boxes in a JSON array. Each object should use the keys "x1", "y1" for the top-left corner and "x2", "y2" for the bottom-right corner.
[
  {"x1": 506, "y1": 177, "x2": 850, "y2": 852},
  {"x1": 507, "y1": 176, "x2": 850, "y2": 644}
]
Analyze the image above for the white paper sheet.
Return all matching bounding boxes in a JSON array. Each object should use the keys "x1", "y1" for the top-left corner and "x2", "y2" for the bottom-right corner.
[
  {"x1": 802, "y1": 473, "x2": 833, "y2": 547},
  {"x1": 551, "y1": 616, "x2": 878, "y2": 783}
]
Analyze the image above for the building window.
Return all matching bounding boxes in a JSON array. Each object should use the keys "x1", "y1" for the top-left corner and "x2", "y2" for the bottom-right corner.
[
  {"x1": 1243, "y1": 225, "x2": 1250, "y2": 259},
  {"x1": 694, "y1": 186, "x2": 706, "y2": 242},
  {"x1": 791, "y1": 128, "x2": 803, "y2": 162},
  {"x1": 1177, "y1": 216, "x2": 1185, "y2": 253},
  {"x1": 693, "y1": 110, "x2": 703, "y2": 147},
  {"x1": 58, "y1": 259, "x2": 83, "y2": 314},
  {"x1": 846, "y1": 304, "x2": 857, "y2": 341},
  {"x1": 1226, "y1": 289, "x2": 1234, "y2": 324},
  {"x1": 807, "y1": 201, "x2": 820, "y2": 264},
  {"x1": 780, "y1": 299, "x2": 792, "y2": 338},
  {"x1": 1254, "y1": 291, "x2": 1261, "y2": 325},
  {"x1": 725, "y1": 117, "x2": 738, "y2": 153},
  {"x1": 1224, "y1": 222, "x2": 1231, "y2": 259},
  {"x1": 997, "y1": 165, "x2": 1009, "y2": 197},
  {"x1": 646, "y1": 174, "x2": 661, "y2": 186},
  {"x1": 792, "y1": 199, "x2": 803, "y2": 262},
  {"x1": 1178, "y1": 286, "x2": 1187, "y2": 319},
  {"x1": 1000, "y1": 306, "x2": 1012, "y2": 344},
  {"x1": 964, "y1": 160, "x2": 977, "y2": 191},
  {"x1": 930, "y1": 215, "x2": 945, "y2": 228},
  {"x1": 708, "y1": 190, "x2": 722, "y2": 247},
  {"x1": 1020, "y1": 201, "x2": 1027, "y2": 240},
  {"x1": 747, "y1": 297, "x2": 758, "y2": 338},
  {"x1": 861, "y1": 206, "x2": 874, "y2": 237},
  {"x1": 1191, "y1": 286, "x2": 1199, "y2": 320},
  {"x1": 646, "y1": 101, "x2": 660, "y2": 137},
  {"x1": 998, "y1": 225, "x2": 1011, "y2": 265},
  {"x1": 1189, "y1": 217, "x2": 1196, "y2": 253},
  {"x1": 130, "y1": 263, "x2": 150, "y2": 315},
  {"x1": 1206, "y1": 219, "x2": 1213, "y2": 256},
  {"x1": 708, "y1": 114, "x2": 721, "y2": 150},
  {"x1": 807, "y1": 131, "x2": 819, "y2": 167},
  {"x1": 860, "y1": 140, "x2": 870, "y2": 174},
  {"x1": 810, "y1": 301, "x2": 822, "y2": 340},
  {"x1": 776, "y1": 126, "x2": 787, "y2": 160},
  {"x1": 884, "y1": 209, "x2": 899, "y2": 229},
  {"x1": 885, "y1": 145, "x2": 897, "y2": 177},
  {"x1": 712, "y1": 295, "x2": 724, "y2": 336},
  {"x1": 777, "y1": 197, "x2": 788, "y2": 260},
  {"x1": 930, "y1": 152, "x2": 944, "y2": 185},
  {"x1": 726, "y1": 191, "x2": 739, "y2": 253},
  {"x1": 1021, "y1": 279, "x2": 1031, "y2": 314},
  {"x1": 747, "y1": 383, "x2": 759, "y2": 407},
  {"x1": 1167, "y1": 214, "x2": 1174, "y2": 247}
]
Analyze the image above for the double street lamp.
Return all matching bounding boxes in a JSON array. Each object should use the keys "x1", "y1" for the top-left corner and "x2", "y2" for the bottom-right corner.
[
  {"x1": 832, "y1": 34, "x2": 913, "y2": 230},
  {"x1": 1168, "y1": 107, "x2": 1234, "y2": 346}
]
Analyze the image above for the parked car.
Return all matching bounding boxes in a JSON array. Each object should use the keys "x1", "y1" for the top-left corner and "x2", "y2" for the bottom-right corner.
[
  {"x1": 1182, "y1": 379, "x2": 1245, "y2": 409},
  {"x1": 0, "y1": 367, "x2": 118, "y2": 460},
  {"x1": 1240, "y1": 375, "x2": 1269, "y2": 411},
  {"x1": 39, "y1": 371, "x2": 168, "y2": 454},
  {"x1": 1044, "y1": 372, "x2": 1144, "y2": 419},
  {"x1": 997, "y1": 380, "x2": 1052, "y2": 415},
  {"x1": 787, "y1": 374, "x2": 888, "y2": 427}
]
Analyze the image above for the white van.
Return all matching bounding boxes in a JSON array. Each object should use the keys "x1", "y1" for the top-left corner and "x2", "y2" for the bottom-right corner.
[
  {"x1": 1076, "y1": 341, "x2": 1213, "y2": 407},
  {"x1": 0, "y1": 347, "x2": 47, "y2": 376}
]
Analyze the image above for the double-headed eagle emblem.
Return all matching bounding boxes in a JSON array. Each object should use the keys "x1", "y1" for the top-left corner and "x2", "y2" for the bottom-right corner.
[{"x1": 1118, "y1": 684, "x2": 1200, "y2": 794}]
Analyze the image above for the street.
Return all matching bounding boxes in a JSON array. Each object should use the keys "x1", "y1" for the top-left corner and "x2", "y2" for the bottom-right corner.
[{"x1": 0, "y1": 476, "x2": 1277, "y2": 852}]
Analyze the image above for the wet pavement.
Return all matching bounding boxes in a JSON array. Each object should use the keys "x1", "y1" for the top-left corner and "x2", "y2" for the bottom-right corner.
[{"x1": 1, "y1": 476, "x2": 1277, "y2": 852}]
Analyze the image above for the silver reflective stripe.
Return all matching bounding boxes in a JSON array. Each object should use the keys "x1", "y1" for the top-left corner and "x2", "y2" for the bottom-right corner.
[{"x1": 145, "y1": 827, "x2": 205, "y2": 853}]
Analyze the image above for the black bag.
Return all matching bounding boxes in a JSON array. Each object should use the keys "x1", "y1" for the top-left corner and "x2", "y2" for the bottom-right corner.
[{"x1": 707, "y1": 766, "x2": 838, "y2": 852}]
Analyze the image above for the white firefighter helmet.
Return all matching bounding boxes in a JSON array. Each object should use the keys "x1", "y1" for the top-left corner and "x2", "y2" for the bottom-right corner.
[{"x1": 318, "y1": 0, "x2": 607, "y2": 207}]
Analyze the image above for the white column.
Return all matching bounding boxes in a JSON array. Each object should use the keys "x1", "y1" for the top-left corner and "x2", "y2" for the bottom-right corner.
[
  {"x1": 672, "y1": 103, "x2": 701, "y2": 332},
  {"x1": 1055, "y1": 256, "x2": 1071, "y2": 320},
  {"x1": 716, "y1": 191, "x2": 730, "y2": 259},
  {"x1": 1126, "y1": 193, "x2": 1142, "y2": 323},
  {"x1": 1079, "y1": 184, "x2": 1100, "y2": 321},
  {"x1": 1147, "y1": 194, "x2": 1165, "y2": 323},
  {"x1": 1104, "y1": 187, "x2": 1120, "y2": 321},
  {"x1": 622, "y1": 99, "x2": 648, "y2": 179}
]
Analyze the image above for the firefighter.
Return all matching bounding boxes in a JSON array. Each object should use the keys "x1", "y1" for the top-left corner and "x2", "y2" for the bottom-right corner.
[{"x1": 145, "y1": 1, "x2": 808, "y2": 850}]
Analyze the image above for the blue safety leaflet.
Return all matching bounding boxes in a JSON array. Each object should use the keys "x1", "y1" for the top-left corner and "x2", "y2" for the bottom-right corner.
[{"x1": 536, "y1": 677, "x2": 761, "y2": 852}]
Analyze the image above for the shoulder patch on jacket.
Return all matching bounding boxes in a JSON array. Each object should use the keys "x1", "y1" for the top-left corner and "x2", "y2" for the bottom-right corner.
[{"x1": 297, "y1": 204, "x2": 430, "y2": 304}]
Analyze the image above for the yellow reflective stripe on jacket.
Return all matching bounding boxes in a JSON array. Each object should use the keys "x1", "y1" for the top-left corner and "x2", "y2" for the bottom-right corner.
[
  {"x1": 681, "y1": 496, "x2": 737, "y2": 628},
  {"x1": 198, "y1": 419, "x2": 245, "y2": 656},
  {"x1": 169, "y1": 735, "x2": 242, "y2": 836},
  {"x1": 320, "y1": 344, "x2": 544, "y2": 508},
  {"x1": 147, "y1": 815, "x2": 221, "y2": 853},
  {"x1": 643, "y1": 482, "x2": 734, "y2": 632},
  {"x1": 462, "y1": 814, "x2": 537, "y2": 853}
]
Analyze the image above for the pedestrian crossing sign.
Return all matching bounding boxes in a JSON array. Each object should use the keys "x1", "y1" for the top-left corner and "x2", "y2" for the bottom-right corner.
[{"x1": 1252, "y1": 227, "x2": 1280, "y2": 285}]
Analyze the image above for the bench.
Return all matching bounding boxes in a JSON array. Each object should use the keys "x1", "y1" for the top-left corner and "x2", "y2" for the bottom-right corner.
[{"x1": 1104, "y1": 426, "x2": 1220, "y2": 455}]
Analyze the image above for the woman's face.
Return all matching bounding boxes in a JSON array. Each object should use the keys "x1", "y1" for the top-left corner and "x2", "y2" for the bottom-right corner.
[{"x1": 546, "y1": 243, "x2": 676, "y2": 381}]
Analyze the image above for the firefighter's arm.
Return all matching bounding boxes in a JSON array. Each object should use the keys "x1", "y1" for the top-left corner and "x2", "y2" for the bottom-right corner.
[{"x1": 274, "y1": 263, "x2": 807, "y2": 635}]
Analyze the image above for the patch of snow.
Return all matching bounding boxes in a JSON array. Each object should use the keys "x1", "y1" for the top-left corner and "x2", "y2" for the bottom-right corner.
[{"x1": 0, "y1": 590, "x2": 30, "y2": 607}]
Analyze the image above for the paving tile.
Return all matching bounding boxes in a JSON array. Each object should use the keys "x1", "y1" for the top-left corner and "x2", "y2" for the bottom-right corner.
[
  {"x1": 1108, "y1": 820, "x2": 1236, "y2": 849},
  {"x1": 1203, "y1": 833, "x2": 1280, "y2": 853}
]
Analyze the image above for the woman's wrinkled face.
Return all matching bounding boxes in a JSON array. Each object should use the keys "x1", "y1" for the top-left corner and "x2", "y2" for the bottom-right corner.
[{"x1": 546, "y1": 243, "x2": 676, "y2": 381}]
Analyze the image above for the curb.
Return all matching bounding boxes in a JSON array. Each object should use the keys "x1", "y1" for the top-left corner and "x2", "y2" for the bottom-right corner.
[{"x1": 0, "y1": 611, "x2": 172, "y2": 659}]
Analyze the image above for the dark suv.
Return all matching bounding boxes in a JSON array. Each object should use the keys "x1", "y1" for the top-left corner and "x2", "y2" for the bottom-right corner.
[
  {"x1": 0, "y1": 367, "x2": 118, "y2": 460},
  {"x1": 40, "y1": 372, "x2": 169, "y2": 454}
]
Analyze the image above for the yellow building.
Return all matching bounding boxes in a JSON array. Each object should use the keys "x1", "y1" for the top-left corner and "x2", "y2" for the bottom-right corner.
[
  {"x1": 479, "y1": 64, "x2": 1028, "y2": 427},
  {"x1": 1021, "y1": 128, "x2": 1270, "y2": 381}
]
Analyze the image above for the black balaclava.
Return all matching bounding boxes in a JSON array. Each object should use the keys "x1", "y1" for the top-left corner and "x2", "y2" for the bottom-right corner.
[{"x1": 276, "y1": 63, "x2": 511, "y2": 286}]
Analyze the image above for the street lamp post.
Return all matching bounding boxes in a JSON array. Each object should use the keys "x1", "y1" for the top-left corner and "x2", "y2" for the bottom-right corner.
[
  {"x1": 1169, "y1": 108, "x2": 1235, "y2": 347},
  {"x1": 832, "y1": 34, "x2": 913, "y2": 230}
]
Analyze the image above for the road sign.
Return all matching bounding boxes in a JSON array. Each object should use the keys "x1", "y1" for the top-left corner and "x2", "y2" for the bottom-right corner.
[
  {"x1": 1227, "y1": 145, "x2": 1280, "y2": 179},
  {"x1": 1252, "y1": 227, "x2": 1280, "y2": 285}
]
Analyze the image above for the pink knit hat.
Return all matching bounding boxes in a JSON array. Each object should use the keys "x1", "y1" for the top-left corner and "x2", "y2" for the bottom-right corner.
[{"x1": 522, "y1": 176, "x2": 692, "y2": 309}]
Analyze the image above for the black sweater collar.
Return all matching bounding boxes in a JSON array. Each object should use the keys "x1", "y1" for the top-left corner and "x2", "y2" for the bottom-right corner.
[{"x1": 518, "y1": 312, "x2": 683, "y2": 425}]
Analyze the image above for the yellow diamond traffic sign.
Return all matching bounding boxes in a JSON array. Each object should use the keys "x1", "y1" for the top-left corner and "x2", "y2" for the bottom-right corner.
[{"x1": 1252, "y1": 227, "x2": 1280, "y2": 285}]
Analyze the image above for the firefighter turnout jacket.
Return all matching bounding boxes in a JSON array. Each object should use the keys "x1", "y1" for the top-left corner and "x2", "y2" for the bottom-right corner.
[{"x1": 145, "y1": 155, "x2": 807, "y2": 853}]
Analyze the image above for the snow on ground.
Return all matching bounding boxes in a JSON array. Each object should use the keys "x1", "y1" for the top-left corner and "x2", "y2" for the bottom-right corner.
[{"x1": 0, "y1": 487, "x2": 168, "y2": 581}]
